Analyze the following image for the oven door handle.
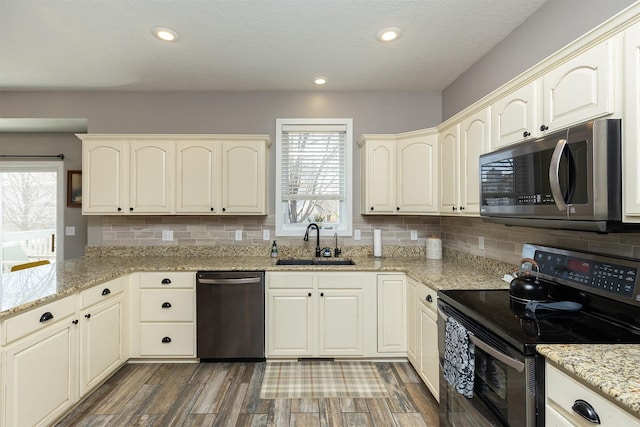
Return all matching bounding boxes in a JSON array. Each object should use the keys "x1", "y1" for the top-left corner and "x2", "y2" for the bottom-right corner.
[
  {"x1": 549, "y1": 138, "x2": 568, "y2": 212},
  {"x1": 438, "y1": 307, "x2": 525, "y2": 373}
]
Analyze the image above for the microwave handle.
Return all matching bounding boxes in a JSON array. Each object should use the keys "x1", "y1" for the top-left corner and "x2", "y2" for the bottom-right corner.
[{"x1": 549, "y1": 138, "x2": 568, "y2": 212}]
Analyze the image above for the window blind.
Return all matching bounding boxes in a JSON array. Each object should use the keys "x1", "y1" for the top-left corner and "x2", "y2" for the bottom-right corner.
[{"x1": 281, "y1": 125, "x2": 346, "y2": 201}]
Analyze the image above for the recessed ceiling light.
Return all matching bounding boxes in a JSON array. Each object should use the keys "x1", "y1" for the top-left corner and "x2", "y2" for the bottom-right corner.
[
  {"x1": 314, "y1": 77, "x2": 327, "y2": 85},
  {"x1": 152, "y1": 27, "x2": 180, "y2": 42},
  {"x1": 376, "y1": 27, "x2": 401, "y2": 42}
]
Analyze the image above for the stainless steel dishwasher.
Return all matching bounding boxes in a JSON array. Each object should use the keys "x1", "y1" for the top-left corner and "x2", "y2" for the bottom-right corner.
[{"x1": 196, "y1": 271, "x2": 265, "y2": 361}]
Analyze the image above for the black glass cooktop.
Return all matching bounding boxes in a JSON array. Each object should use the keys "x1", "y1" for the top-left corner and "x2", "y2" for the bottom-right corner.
[{"x1": 438, "y1": 289, "x2": 640, "y2": 355}]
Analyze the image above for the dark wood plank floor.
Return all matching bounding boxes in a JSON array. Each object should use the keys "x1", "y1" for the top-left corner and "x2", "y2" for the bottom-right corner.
[{"x1": 55, "y1": 361, "x2": 440, "y2": 426}]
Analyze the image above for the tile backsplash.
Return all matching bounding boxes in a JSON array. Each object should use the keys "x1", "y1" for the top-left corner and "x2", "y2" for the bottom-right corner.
[{"x1": 96, "y1": 215, "x2": 639, "y2": 264}]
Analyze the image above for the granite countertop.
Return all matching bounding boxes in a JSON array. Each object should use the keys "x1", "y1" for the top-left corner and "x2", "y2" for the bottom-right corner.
[
  {"x1": 537, "y1": 344, "x2": 640, "y2": 418},
  {"x1": 0, "y1": 254, "x2": 510, "y2": 319}
]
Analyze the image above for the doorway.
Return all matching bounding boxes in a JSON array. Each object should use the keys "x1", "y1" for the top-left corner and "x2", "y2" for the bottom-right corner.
[{"x1": 0, "y1": 161, "x2": 64, "y2": 273}]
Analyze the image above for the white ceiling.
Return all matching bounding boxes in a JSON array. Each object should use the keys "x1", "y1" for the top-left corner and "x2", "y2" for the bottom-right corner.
[{"x1": 0, "y1": 0, "x2": 548, "y2": 92}]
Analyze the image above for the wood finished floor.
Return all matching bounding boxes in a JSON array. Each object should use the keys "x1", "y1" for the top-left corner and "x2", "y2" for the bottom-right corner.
[{"x1": 55, "y1": 361, "x2": 440, "y2": 427}]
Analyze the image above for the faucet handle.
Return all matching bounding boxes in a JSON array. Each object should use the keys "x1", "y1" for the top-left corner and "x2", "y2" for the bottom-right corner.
[{"x1": 334, "y1": 247, "x2": 342, "y2": 258}]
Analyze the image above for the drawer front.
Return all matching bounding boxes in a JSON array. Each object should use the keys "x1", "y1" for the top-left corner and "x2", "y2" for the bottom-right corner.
[
  {"x1": 267, "y1": 272, "x2": 314, "y2": 289},
  {"x1": 4, "y1": 295, "x2": 77, "y2": 345},
  {"x1": 140, "y1": 290, "x2": 194, "y2": 322},
  {"x1": 80, "y1": 277, "x2": 126, "y2": 309},
  {"x1": 139, "y1": 323, "x2": 195, "y2": 356},
  {"x1": 317, "y1": 273, "x2": 363, "y2": 289},
  {"x1": 139, "y1": 272, "x2": 195, "y2": 289},
  {"x1": 417, "y1": 283, "x2": 437, "y2": 314}
]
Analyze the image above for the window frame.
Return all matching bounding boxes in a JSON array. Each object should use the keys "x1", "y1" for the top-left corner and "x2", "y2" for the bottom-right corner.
[{"x1": 275, "y1": 118, "x2": 353, "y2": 237}]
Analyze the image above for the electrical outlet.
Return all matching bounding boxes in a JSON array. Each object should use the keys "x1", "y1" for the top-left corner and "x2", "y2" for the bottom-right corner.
[
  {"x1": 354, "y1": 229, "x2": 361, "y2": 240},
  {"x1": 65, "y1": 226, "x2": 75, "y2": 236},
  {"x1": 479, "y1": 236, "x2": 485, "y2": 250},
  {"x1": 162, "y1": 230, "x2": 173, "y2": 241},
  {"x1": 410, "y1": 230, "x2": 418, "y2": 240},
  {"x1": 235, "y1": 230, "x2": 243, "y2": 241},
  {"x1": 263, "y1": 229, "x2": 270, "y2": 240}
]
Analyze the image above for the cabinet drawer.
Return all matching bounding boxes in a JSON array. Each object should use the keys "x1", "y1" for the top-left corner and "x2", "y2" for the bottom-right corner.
[
  {"x1": 3, "y1": 295, "x2": 77, "y2": 345},
  {"x1": 417, "y1": 283, "x2": 437, "y2": 314},
  {"x1": 139, "y1": 323, "x2": 195, "y2": 356},
  {"x1": 267, "y1": 272, "x2": 314, "y2": 289},
  {"x1": 80, "y1": 278, "x2": 126, "y2": 309},
  {"x1": 317, "y1": 273, "x2": 363, "y2": 289},
  {"x1": 140, "y1": 290, "x2": 194, "y2": 322},
  {"x1": 139, "y1": 272, "x2": 194, "y2": 289},
  {"x1": 546, "y1": 363, "x2": 639, "y2": 426}
]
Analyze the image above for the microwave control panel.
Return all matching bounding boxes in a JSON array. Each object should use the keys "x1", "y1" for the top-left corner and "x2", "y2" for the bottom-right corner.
[{"x1": 534, "y1": 250, "x2": 638, "y2": 303}]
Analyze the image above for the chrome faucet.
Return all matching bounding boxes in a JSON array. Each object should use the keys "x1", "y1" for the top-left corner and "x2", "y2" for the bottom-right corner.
[{"x1": 304, "y1": 223, "x2": 321, "y2": 257}]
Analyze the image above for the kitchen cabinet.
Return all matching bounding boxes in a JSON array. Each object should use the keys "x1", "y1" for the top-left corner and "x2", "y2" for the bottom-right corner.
[
  {"x1": 406, "y1": 277, "x2": 418, "y2": 365},
  {"x1": 623, "y1": 22, "x2": 640, "y2": 221},
  {"x1": 78, "y1": 277, "x2": 127, "y2": 396},
  {"x1": 439, "y1": 108, "x2": 491, "y2": 215},
  {"x1": 2, "y1": 295, "x2": 78, "y2": 427},
  {"x1": 359, "y1": 129, "x2": 439, "y2": 215},
  {"x1": 376, "y1": 274, "x2": 406, "y2": 353},
  {"x1": 130, "y1": 272, "x2": 196, "y2": 358},
  {"x1": 492, "y1": 82, "x2": 539, "y2": 149},
  {"x1": 541, "y1": 38, "x2": 616, "y2": 134},
  {"x1": 266, "y1": 272, "x2": 365, "y2": 357},
  {"x1": 545, "y1": 362, "x2": 639, "y2": 426},
  {"x1": 79, "y1": 134, "x2": 271, "y2": 215},
  {"x1": 417, "y1": 282, "x2": 439, "y2": 401}
]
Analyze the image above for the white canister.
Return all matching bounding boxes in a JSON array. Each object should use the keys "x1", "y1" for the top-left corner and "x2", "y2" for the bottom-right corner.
[
  {"x1": 426, "y1": 236, "x2": 442, "y2": 260},
  {"x1": 373, "y1": 229, "x2": 382, "y2": 257}
]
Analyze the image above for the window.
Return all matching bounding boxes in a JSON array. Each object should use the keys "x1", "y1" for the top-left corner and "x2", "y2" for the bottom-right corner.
[{"x1": 276, "y1": 118, "x2": 352, "y2": 236}]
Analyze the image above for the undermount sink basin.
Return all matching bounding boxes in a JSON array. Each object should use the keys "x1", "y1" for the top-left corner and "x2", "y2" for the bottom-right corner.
[{"x1": 276, "y1": 259, "x2": 356, "y2": 266}]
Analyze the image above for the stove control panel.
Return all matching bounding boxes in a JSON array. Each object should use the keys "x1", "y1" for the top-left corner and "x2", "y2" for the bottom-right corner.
[{"x1": 532, "y1": 250, "x2": 638, "y2": 302}]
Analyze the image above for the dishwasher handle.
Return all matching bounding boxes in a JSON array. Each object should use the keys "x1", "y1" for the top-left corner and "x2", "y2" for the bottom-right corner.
[{"x1": 197, "y1": 277, "x2": 263, "y2": 285}]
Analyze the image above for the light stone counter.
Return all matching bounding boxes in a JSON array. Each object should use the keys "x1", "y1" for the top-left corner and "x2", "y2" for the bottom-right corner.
[
  {"x1": 537, "y1": 344, "x2": 640, "y2": 418},
  {"x1": 0, "y1": 254, "x2": 511, "y2": 319}
]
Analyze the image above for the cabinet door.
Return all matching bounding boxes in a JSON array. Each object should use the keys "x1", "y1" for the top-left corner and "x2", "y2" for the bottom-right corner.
[
  {"x1": 419, "y1": 302, "x2": 439, "y2": 402},
  {"x1": 129, "y1": 141, "x2": 175, "y2": 213},
  {"x1": 318, "y1": 290, "x2": 364, "y2": 356},
  {"x1": 406, "y1": 278, "x2": 418, "y2": 365},
  {"x1": 82, "y1": 139, "x2": 128, "y2": 214},
  {"x1": 377, "y1": 274, "x2": 406, "y2": 353},
  {"x1": 221, "y1": 140, "x2": 267, "y2": 214},
  {"x1": 492, "y1": 82, "x2": 539, "y2": 149},
  {"x1": 267, "y1": 290, "x2": 313, "y2": 357},
  {"x1": 624, "y1": 22, "x2": 640, "y2": 220},
  {"x1": 4, "y1": 320, "x2": 77, "y2": 427},
  {"x1": 176, "y1": 141, "x2": 219, "y2": 213},
  {"x1": 397, "y1": 135, "x2": 438, "y2": 213},
  {"x1": 80, "y1": 296, "x2": 125, "y2": 396},
  {"x1": 362, "y1": 139, "x2": 396, "y2": 214},
  {"x1": 439, "y1": 124, "x2": 459, "y2": 214},
  {"x1": 460, "y1": 108, "x2": 491, "y2": 215},
  {"x1": 542, "y1": 40, "x2": 614, "y2": 132}
]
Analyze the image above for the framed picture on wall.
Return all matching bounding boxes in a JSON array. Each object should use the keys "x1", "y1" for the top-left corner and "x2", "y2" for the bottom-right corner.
[{"x1": 67, "y1": 170, "x2": 82, "y2": 207}]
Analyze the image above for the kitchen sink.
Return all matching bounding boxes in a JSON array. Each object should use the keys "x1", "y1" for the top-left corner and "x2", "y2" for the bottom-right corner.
[{"x1": 276, "y1": 259, "x2": 356, "y2": 266}]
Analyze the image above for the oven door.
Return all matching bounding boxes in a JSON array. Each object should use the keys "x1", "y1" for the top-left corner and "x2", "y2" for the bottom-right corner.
[{"x1": 438, "y1": 303, "x2": 538, "y2": 427}]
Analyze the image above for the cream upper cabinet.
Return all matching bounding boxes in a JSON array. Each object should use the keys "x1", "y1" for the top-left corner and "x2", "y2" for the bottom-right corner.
[
  {"x1": 359, "y1": 129, "x2": 438, "y2": 215},
  {"x1": 541, "y1": 38, "x2": 616, "y2": 133},
  {"x1": 82, "y1": 139, "x2": 128, "y2": 214},
  {"x1": 624, "y1": 22, "x2": 640, "y2": 221},
  {"x1": 438, "y1": 123, "x2": 459, "y2": 214},
  {"x1": 78, "y1": 134, "x2": 271, "y2": 215},
  {"x1": 220, "y1": 139, "x2": 269, "y2": 214},
  {"x1": 459, "y1": 108, "x2": 491, "y2": 215},
  {"x1": 176, "y1": 141, "x2": 219, "y2": 213},
  {"x1": 129, "y1": 141, "x2": 174, "y2": 214},
  {"x1": 492, "y1": 82, "x2": 539, "y2": 149}
]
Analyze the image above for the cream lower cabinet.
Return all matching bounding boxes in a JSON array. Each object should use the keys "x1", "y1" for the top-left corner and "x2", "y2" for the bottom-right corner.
[
  {"x1": 377, "y1": 274, "x2": 406, "y2": 353},
  {"x1": 130, "y1": 272, "x2": 196, "y2": 358},
  {"x1": 545, "y1": 362, "x2": 639, "y2": 426},
  {"x1": 78, "y1": 277, "x2": 128, "y2": 396},
  {"x1": 267, "y1": 272, "x2": 366, "y2": 357},
  {"x1": 406, "y1": 277, "x2": 418, "y2": 365},
  {"x1": 418, "y1": 284, "x2": 439, "y2": 402},
  {"x1": 2, "y1": 295, "x2": 78, "y2": 427}
]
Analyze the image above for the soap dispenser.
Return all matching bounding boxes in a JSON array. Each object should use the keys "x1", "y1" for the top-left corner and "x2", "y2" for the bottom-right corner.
[{"x1": 271, "y1": 240, "x2": 278, "y2": 258}]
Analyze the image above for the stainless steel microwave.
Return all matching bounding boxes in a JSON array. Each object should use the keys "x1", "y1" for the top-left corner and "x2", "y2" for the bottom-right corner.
[{"x1": 479, "y1": 119, "x2": 633, "y2": 233}]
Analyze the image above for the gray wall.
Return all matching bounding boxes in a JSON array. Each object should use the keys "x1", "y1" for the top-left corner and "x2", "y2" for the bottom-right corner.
[
  {"x1": 0, "y1": 132, "x2": 87, "y2": 259},
  {"x1": 442, "y1": 0, "x2": 636, "y2": 120}
]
